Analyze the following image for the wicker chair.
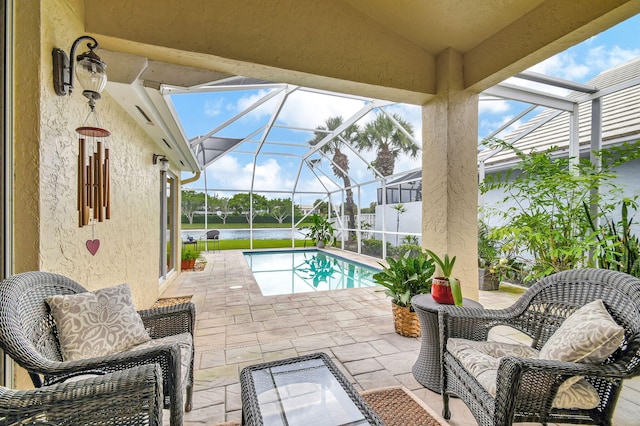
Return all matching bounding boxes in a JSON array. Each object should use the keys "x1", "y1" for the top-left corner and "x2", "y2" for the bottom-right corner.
[
  {"x1": 439, "y1": 268, "x2": 640, "y2": 426},
  {"x1": 0, "y1": 271, "x2": 195, "y2": 426},
  {"x1": 0, "y1": 364, "x2": 163, "y2": 425}
]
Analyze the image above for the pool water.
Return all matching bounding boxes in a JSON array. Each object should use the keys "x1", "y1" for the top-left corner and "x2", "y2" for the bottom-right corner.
[{"x1": 243, "y1": 250, "x2": 380, "y2": 296}]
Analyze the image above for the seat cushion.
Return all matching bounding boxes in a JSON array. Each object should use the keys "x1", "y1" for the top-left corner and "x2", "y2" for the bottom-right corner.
[
  {"x1": 447, "y1": 338, "x2": 600, "y2": 409},
  {"x1": 129, "y1": 332, "x2": 193, "y2": 399},
  {"x1": 46, "y1": 283, "x2": 151, "y2": 361}
]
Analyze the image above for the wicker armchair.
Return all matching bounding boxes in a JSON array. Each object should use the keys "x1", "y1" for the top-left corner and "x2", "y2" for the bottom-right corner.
[
  {"x1": 0, "y1": 271, "x2": 195, "y2": 426},
  {"x1": 439, "y1": 269, "x2": 640, "y2": 426},
  {"x1": 0, "y1": 364, "x2": 163, "y2": 425}
]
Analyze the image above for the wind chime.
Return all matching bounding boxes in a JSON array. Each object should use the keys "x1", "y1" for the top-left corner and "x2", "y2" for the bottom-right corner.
[
  {"x1": 77, "y1": 126, "x2": 111, "y2": 227},
  {"x1": 52, "y1": 35, "x2": 110, "y2": 255},
  {"x1": 76, "y1": 122, "x2": 111, "y2": 257}
]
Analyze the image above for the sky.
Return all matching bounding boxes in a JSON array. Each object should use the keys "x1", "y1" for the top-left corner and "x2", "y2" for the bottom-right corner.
[{"x1": 173, "y1": 13, "x2": 640, "y2": 206}]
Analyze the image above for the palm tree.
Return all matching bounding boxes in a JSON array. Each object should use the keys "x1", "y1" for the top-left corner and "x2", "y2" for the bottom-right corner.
[
  {"x1": 393, "y1": 203, "x2": 406, "y2": 245},
  {"x1": 307, "y1": 116, "x2": 359, "y2": 238},
  {"x1": 358, "y1": 113, "x2": 419, "y2": 177}
]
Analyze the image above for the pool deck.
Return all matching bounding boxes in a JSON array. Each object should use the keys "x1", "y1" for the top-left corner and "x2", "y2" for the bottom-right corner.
[{"x1": 161, "y1": 249, "x2": 640, "y2": 425}]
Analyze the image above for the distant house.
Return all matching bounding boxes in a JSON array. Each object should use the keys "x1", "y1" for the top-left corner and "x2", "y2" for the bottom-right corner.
[
  {"x1": 376, "y1": 170, "x2": 422, "y2": 205},
  {"x1": 481, "y1": 57, "x2": 640, "y2": 173},
  {"x1": 373, "y1": 58, "x2": 640, "y2": 241},
  {"x1": 481, "y1": 58, "x2": 640, "y2": 232}
]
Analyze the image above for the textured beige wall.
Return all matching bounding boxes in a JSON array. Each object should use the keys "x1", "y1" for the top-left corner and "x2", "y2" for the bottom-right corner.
[
  {"x1": 10, "y1": 0, "x2": 170, "y2": 389},
  {"x1": 13, "y1": 0, "x2": 41, "y2": 274},
  {"x1": 14, "y1": 0, "x2": 166, "y2": 308}
]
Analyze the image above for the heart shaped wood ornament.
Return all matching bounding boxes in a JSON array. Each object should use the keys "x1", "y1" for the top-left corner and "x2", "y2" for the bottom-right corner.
[{"x1": 86, "y1": 239, "x2": 100, "y2": 256}]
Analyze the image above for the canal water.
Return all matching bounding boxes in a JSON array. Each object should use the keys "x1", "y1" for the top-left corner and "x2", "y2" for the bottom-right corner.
[{"x1": 181, "y1": 228, "x2": 309, "y2": 241}]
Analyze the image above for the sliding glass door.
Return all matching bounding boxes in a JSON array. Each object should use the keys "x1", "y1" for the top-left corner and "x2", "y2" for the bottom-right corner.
[{"x1": 160, "y1": 171, "x2": 177, "y2": 280}]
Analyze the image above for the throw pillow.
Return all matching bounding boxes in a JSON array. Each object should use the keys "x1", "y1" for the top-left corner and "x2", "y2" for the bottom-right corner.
[
  {"x1": 46, "y1": 283, "x2": 151, "y2": 361},
  {"x1": 539, "y1": 299, "x2": 624, "y2": 363},
  {"x1": 539, "y1": 299, "x2": 624, "y2": 392}
]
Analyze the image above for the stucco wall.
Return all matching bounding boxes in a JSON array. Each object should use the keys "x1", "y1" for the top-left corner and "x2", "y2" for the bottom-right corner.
[
  {"x1": 15, "y1": 0, "x2": 165, "y2": 308},
  {"x1": 374, "y1": 202, "x2": 422, "y2": 243}
]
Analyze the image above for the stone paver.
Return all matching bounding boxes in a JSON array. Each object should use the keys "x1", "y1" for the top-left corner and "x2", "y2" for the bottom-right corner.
[
  {"x1": 161, "y1": 249, "x2": 640, "y2": 426},
  {"x1": 343, "y1": 358, "x2": 384, "y2": 376},
  {"x1": 331, "y1": 342, "x2": 381, "y2": 363}
]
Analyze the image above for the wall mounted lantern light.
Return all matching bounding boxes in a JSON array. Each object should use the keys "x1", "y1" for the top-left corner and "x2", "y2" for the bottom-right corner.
[
  {"x1": 153, "y1": 154, "x2": 170, "y2": 171},
  {"x1": 52, "y1": 36, "x2": 107, "y2": 109}
]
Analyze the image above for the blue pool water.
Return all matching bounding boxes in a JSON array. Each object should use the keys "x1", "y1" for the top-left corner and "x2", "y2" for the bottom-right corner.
[{"x1": 243, "y1": 250, "x2": 380, "y2": 296}]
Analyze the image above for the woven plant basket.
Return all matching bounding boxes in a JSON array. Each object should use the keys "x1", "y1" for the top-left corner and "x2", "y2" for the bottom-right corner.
[{"x1": 391, "y1": 302, "x2": 421, "y2": 337}]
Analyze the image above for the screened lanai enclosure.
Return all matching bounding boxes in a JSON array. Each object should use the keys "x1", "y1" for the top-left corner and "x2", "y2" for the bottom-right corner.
[
  {"x1": 167, "y1": 79, "x2": 424, "y2": 259},
  {"x1": 151, "y1": 53, "x2": 640, "y2": 261}
]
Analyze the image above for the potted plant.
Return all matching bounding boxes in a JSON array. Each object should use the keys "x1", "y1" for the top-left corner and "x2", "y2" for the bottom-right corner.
[
  {"x1": 181, "y1": 248, "x2": 200, "y2": 270},
  {"x1": 478, "y1": 221, "x2": 501, "y2": 291},
  {"x1": 373, "y1": 251, "x2": 435, "y2": 337},
  {"x1": 424, "y1": 249, "x2": 462, "y2": 306},
  {"x1": 305, "y1": 214, "x2": 336, "y2": 248}
]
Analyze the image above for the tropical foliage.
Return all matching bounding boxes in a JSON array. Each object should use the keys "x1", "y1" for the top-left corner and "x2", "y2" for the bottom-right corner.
[
  {"x1": 307, "y1": 116, "x2": 360, "y2": 237},
  {"x1": 373, "y1": 251, "x2": 435, "y2": 307},
  {"x1": 304, "y1": 214, "x2": 336, "y2": 247},
  {"x1": 481, "y1": 139, "x2": 640, "y2": 281},
  {"x1": 358, "y1": 113, "x2": 419, "y2": 177},
  {"x1": 181, "y1": 190, "x2": 204, "y2": 225},
  {"x1": 268, "y1": 198, "x2": 294, "y2": 223},
  {"x1": 307, "y1": 113, "x2": 419, "y2": 240},
  {"x1": 423, "y1": 249, "x2": 463, "y2": 306},
  {"x1": 585, "y1": 199, "x2": 640, "y2": 277},
  {"x1": 181, "y1": 248, "x2": 200, "y2": 261}
]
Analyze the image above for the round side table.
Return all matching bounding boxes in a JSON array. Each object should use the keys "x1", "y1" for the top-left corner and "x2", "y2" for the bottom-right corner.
[{"x1": 411, "y1": 294, "x2": 482, "y2": 393}]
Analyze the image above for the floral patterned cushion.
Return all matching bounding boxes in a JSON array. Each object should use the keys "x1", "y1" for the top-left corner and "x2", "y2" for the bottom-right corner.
[
  {"x1": 46, "y1": 283, "x2": 151, "y2": 361},
  {"x1": 539, "y1": 299, "x2": 624, "y2": 363},
  {"x1": 447, "y1": 338, "x2": 600, "y2": 409},
  {"x1": 539, "y1": 299, "x2": 624, "y2": 392}
]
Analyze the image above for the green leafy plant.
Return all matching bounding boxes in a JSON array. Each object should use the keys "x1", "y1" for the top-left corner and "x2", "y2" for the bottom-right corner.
[
  {"x1": 424, "y1": 249, "x2": 462, "y2": 306},
  {"x1": 478, "y1": 220, "x2": 499, "y2": 269},
  {"x1": 584, "y1": 199, "x2": 640, "y2": 277},
  {"x1": 373, "y1": 251, "x2": 435, "y2": 307},
  {"x1": 480, "y1": 138, "x2": 640, "y2": 282},
  {"x1": 181, "y1": 249, "x2": 200, "y2": 261},
  {"x1": 305, "y1": 214, "x2": 336, "y2": 247}
]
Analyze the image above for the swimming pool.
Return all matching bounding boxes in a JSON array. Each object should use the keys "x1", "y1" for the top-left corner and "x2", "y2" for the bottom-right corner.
[{"x1": 243, "y1": 250, "x2": 380, "y2": 296}]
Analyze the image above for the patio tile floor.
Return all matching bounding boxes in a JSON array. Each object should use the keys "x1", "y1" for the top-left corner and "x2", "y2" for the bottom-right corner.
[{"x1": 162, "y1": 249, "x2": 640, "y2": 425}]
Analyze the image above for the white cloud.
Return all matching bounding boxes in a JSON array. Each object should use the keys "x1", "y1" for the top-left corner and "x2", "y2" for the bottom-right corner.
[
  {"x1": 394, "y1": 152, "x2": 422, "y2": 173},
  {"x1": 587, "y1": 45, "x2": 640, "y2": 72},
  {"x1": 479, "y1": 99, "x2": 511, "y2": 114},
  {"x1": 276, "y1": 90, "x2": 366, "y2": 129},
  {"x1": 203, "y1": 98, "x2": 223, "y2": 117},
  {"x1": 198, "y1": 155, "x2": 299, "y2": 195},
  {"x1": 522, "y1": 45, "x2": 640, "y2": 87},
  {"x1": 528, "y1": 52, "x2": 591, "y2": 82},
  {"x1": 229, "y1": 89, "x2": 278, "y2": 122},
  {"x1": 298, "y1": 175, "x2": 340, "y2": 194},
  {"x1": 252, "y1": 158, "x2": 296, "y2": 191}
]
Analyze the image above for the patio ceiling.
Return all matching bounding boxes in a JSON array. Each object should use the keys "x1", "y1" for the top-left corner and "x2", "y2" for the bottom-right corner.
[
  {"x1": 86, "y1": 0, "x2": 640, "y2": 102},
  {"x1": 93, "y1": 1, "x2": 640, "y2": 175}
]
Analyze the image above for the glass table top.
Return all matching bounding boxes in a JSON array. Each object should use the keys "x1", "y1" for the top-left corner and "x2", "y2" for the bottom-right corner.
[{"x1": 250, "y1": 357, "x2": 373, "y2": 426}]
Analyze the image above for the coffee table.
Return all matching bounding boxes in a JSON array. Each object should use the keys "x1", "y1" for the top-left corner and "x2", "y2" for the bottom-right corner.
[
  {"x1": 240, "y1": 352, "x2": 383, "y2": 426},
  {"x1": 411, "y1": 294, "x2": 483, "y2": 393}
]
